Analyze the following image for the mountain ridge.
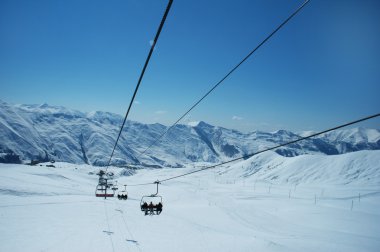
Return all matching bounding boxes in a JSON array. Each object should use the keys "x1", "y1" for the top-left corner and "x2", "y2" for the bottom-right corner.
[{"x1": 1, "y1": 100, "x2": 379, "y2": 166}]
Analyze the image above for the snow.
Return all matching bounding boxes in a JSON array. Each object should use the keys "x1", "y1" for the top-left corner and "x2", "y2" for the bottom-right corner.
[
  {"x1": 1, "y1": 100, "x2": 379, "y2": 166},
  {"x1": 321, "y1": 127, "x2": 380, "y2": 144},
  {"x1": 1, "y1": 151, "x2": 380, "y2": 252},
  {"x1": 187, "y1": 121, "x2": 200, "y2": 127},
  {"x1": 225, "y1": 150, "x2": 380, "y2": 185}
]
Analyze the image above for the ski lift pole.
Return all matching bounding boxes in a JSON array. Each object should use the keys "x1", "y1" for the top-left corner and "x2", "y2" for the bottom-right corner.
[{"x1": 104, "y1": 178, "x2": 108, "y2": 199}]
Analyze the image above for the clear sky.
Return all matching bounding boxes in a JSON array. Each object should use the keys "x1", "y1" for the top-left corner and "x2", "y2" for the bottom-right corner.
[{"x1": 1, "y1": 0, "x2": 379, "y2": 132}]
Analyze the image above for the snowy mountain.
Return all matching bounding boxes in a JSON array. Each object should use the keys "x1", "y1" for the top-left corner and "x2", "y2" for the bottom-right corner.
[{"x1": 0, "y1": 100, "x2": 379, "y2": 166}]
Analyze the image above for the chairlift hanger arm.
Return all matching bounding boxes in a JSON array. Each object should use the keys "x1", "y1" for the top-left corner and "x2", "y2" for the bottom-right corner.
[{"x1": 153, "y1": 180, "x2": 161, "y2": 196}]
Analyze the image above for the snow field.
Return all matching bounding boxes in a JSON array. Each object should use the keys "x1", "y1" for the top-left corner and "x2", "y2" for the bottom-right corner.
[{"x1": 0, "y1": 157, "x2": 380, "y2": 252}]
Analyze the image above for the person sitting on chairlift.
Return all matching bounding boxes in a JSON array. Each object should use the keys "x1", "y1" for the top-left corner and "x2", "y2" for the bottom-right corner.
[
  {"x1": 141, "y1": 202, "x2": 148, "y2": 215},
  {"x1": 149, "y1": 201, "x2": 154, "y2": 214},
  {"x1": 142, "y1": 202, "x2": 148, "y2": 209},
  {"x1": 156, "y1": 202, "x2": 162, "y2": 214}
]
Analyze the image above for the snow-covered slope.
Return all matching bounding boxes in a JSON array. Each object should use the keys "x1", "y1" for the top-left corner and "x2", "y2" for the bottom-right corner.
[
  {"x1": 1, "y1": 150, "x2": 380, "y2": 252},
  {"x1": 1, "y1": 100, "x2": 379, "y2": 166},
  {"x1": 222, "y1": 150, "x2": 380, "y2": 185}
]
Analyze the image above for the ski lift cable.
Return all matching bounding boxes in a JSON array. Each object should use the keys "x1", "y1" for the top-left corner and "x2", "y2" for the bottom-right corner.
[
  {"x1": 105, "y1": 0, "x2": 174, "y2": 171},
  {"x1": 136, "y1": 0, "x2": 311, "y2": 160},
  {"x1": 126, "y1": 113, "x2": 380, "y2": 186},
  {"x1": 126, "y1": 182, "x2": 155, "y2": 186}
]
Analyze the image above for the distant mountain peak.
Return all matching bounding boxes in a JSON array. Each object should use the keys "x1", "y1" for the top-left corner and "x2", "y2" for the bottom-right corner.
[
  {"x1": 39, "y1": 103, "x2": 49, "y2": 108},
  {"x1": 187, "y1": 121, "x2": 200, "y2": 127},
  {"x1": 271, "y1": 129, "x2": 299, "y2": 138},
  {"x1": 195, "y1": 121, "x2": 213, "y2": 128}
]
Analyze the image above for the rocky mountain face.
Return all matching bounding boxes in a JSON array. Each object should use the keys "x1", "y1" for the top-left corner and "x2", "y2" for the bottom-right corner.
[{"x1": 1, "y1": 100, "x2": 379, "y2": 167}]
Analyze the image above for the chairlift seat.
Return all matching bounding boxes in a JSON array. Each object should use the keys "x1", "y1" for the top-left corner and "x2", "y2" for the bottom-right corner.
[
  {"x1": 140, "y1": 195, "x2": 163, "y2": 215},
  {"x1": 95, "y1": 184, "x2": 115, "y2": 198},
  {"x1": 117, "y1": 192, "x2": 128, "y2": 200}
]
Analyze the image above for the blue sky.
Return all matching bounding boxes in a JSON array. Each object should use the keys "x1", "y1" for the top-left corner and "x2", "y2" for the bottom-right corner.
[{"x1": 1, "y1": 0, "x2": 379, "y2": 132}]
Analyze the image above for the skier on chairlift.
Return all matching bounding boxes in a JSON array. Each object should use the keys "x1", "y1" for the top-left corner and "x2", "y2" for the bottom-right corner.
[
  {"x1": 149, "y1": 201, "x2": 154, "y2": 214},
  {"x1": 156, "y1": 202, "x2": 163, "y2": 214}
]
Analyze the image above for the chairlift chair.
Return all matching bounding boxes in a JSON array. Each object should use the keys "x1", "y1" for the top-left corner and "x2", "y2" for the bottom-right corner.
[
  {"x1": 95, "y1": 183, "x2": 114, "y2": 198},
  {"x1": 140, "y1": 181, "x2": 163, "y2": 215},
  {"x1": 140, "y1": 195, "x2": 163, "y2": 215},
  {"x1": 118, "y1": 185, "x2": 128, "y2": 200}
]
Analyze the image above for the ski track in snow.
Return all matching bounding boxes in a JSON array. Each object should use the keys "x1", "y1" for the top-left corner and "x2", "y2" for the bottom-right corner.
[{"x1": 0, "y1": 156, "x2": 380, "y2": 252}]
